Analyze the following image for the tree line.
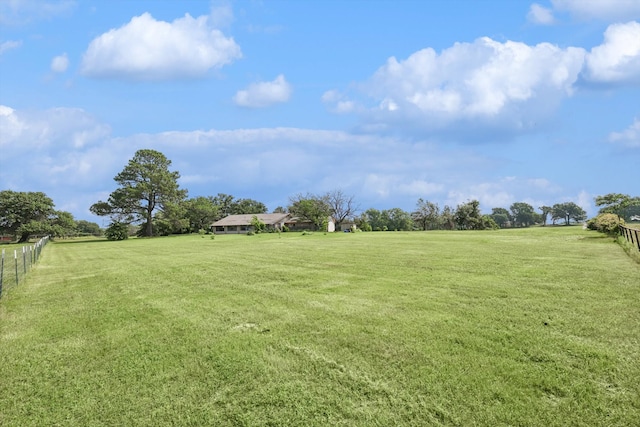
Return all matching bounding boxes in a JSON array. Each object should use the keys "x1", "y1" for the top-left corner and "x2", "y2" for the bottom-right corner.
[
  {"x1": 2, "y1": 149, "x2": 638, "y2": 241},
  {"x1": 0, "y1": 190, "x2": 101, "y2": 242}
]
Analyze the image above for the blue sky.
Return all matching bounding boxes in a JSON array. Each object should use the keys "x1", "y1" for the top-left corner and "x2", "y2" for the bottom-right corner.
[{"x1": 1, "y1": 0, "x2": 639, "y2": 222}]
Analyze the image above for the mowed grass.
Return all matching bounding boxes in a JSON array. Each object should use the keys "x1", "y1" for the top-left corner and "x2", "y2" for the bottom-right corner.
[{"x1": 1, "y1": 228, "x2": 639, "y2": 426}]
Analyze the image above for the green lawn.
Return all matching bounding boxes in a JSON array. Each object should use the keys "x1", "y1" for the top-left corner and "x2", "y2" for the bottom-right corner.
[{"x1": 1, "y1": 227, "x2": 639, "y2": 426}]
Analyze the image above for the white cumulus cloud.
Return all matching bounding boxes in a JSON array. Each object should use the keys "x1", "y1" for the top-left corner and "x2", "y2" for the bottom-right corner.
[
  {"x1": 0, "y1": 105, "x2": 110, "y2": 152},
  {"x1": 551, "y1": 0, "x2": 640, "y2": 22},
  {"x1": 233, "y1": 74, "x2": 292, "y2": 108},
  {"x1": 321, "y1": 90, "x2": 357, "y2": 113},
  {"x1": 342, "y1": 37, "x2": 585, "y2": 135},
  {"x1": 51, "y1": 53, "x2": 69, "y2": 72},
  {"x1": 582, "y1": 21, "x2": 640, "y2": 85},
  {"x1": 80, "y1": 12, "x2": 241, "y2": 80},
  {"x1": 609, "y1": 117, "x2": 640, "y2": 148},
  {"x1": 527, "y1": 3, "x2": 555, "y2": 25},
  {"x1": 0, "y1": 105, "x2": 26, "y2": 144}
]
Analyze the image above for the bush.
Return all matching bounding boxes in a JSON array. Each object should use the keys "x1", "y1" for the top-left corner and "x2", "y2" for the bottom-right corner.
[
  {"x1": 105, "y1": 222, "x2": 129, "y2": 241},
  {"x1": 589, "y1": 213, "x2": 625, "y2": 235}
]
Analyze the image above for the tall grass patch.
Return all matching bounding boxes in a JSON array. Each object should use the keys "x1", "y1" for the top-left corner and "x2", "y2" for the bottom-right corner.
[{"x1": 1, "y1": 228, "x2": 639, "y2": 426}]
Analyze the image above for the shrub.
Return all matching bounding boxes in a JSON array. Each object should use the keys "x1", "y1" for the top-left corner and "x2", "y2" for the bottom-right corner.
[
  {"x1": 250, "y1": 215, "x2": 266, "y2": 233},
  {"x1": 590, "y1": 213, "x2": 625, "y2": 235},
  {"x1": 105, "y1": 222, "x2": 129, "y2": 241}
]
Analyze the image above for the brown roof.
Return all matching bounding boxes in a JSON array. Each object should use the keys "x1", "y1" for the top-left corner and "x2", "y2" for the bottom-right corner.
[{"x1": 212, "y1": 213, "x2": 290, "y2": 227}]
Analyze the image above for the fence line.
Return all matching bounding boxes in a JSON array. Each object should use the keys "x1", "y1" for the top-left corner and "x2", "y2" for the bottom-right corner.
[
  {"x1": 620, "y1": 225, "x2": 640, "y2": 252},
  {"x1": 0, "y1": 236, "x2": 50, "y2": 299}
]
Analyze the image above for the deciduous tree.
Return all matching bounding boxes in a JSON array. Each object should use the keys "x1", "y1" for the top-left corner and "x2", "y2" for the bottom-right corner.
[
  {"x1": 326, "y1": 189, "x2": 358, "y2": 229},
  {"x1": 288, "y1": 193, "x2": 332, "y2": 230},
  {"x1": 51, "y1": 211, "x2": 77, "y2": 238},
  {"x1": 455, "y1": 200, "x2": 485, "y2": 230},
  {"x1": 412, "y1": 198, "x2": 440, "y2": 230},
  {"x1": 232, "y1": 198, "x2": 268, "y2": 215},
  {"x1": 76, "y1": 220, "x2": 102, "y2": 236},
  {"x1": 491, "y1": 207, "x2": 511, "y2": 228},
  {"x1": 595, "y1": 193, "x2": 640, "y2": 220},
  {"x1": 0, "y1": 190, "x2": 56, "y2": 242},
  {"x1": 183, "y1": 197, "x2": 219, "y2": 232},
  {"x1": 440, "y1": 205, "x2": 456, "y2": 230},
  {"x1": 510, "y1": 202, "x2": 536, "y2": 227},
  {"x1": 539, "y1": 206, "x2": 552, "y2": 226},
  {"x1": 552, "y1": 202, "x2": 587, "y2": 225}
]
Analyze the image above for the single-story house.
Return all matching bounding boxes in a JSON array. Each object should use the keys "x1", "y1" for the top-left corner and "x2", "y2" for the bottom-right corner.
[
  {"x1": 211, "y1": 214, "x2": 343, "y2": 234},
  {"x1": 211, "y1": 213, "x2": 291, "y2": 234}
]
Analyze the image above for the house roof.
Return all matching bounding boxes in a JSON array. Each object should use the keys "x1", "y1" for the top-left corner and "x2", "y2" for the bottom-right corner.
[{"x1": 212, "y1": 213, "x2": 290, "y2": 227}]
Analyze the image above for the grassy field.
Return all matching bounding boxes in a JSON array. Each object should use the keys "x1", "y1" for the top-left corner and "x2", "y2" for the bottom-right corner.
[{"x1": 0, "y1": 227, "x2": 639, "y2": 426}]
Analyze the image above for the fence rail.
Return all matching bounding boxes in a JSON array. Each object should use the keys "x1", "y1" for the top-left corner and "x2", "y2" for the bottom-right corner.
[
  {"x1": 0, "y1": 236, "x2": 50, "y2": 299},
  {"x1": 620, "y1": 225, "x2": 640, "y2": 252}
]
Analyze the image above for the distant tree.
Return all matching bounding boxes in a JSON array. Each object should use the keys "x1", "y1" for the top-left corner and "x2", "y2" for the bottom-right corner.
[
  {"x1": 455, "y1": 200, "x2": 486, "y2": 230},
  {"x1": 148, "y1": 202, "x2": 189, "y2": 236},
  {"x1": 412, "y1": 198, "x2": 440, "y2": 230},
  {"x1": 51, "y1": 211, "x2": 77, "y2": 238},
  {"x1": 232, "y1": 198, "x2": 268, "y2": 215},
  {"x1": 385, "y1": 207, "x2": 413, "y2": 231},
  {"x1": 510, "y1": 202, "x2": 536, "y2": 227},
  {"x1": 482, "y1": 214, "x2": 499, "y2": 230},
  {"x1": 183, "y1": 197, "x2": 219, "y2": 232},
  {"x1": 539, "y1": 206, "x2": 553, "y2": 226},
  {"x1": 440, "y1": 205, "x2": 456, "y2": 230},
  {"x1": 288, "y1": 193, "x2": 332, "y2": 230},
  {"x1": 90, "y1": 149, "x2": 187, "y2": 237},
  {"x1": 0, "y1": 190, "x2": 57, "y2": 242},
  {"x1": 552, "y1": 202, "x2": 587, "y2": 225},
  {"x1": 491, "y1": 213, "x2": 509, "y2": 228},
  {"x1": 490, "y1": 207, "x2": 511, "y2": 228},
  {"x1": 272, "y1": 206, "x2": 287, "y2": 214},
  {"x1": 210, "y1": 193, "x2": 236, "y2": 218},
  {"x1": 325, "y1": 189, "x2": 358, "y2": 229},
  {"x1": 359, "y1": 208, "x2": 412, "y2": 231},
  {"x1": 363, "y1": 208, "x2": 383, "y2": 231},
  {"x1": 209, "y1": 194, "x2": 267, "y2": 218},
  {"x1": 621, "y1": 204, "x2": 640, "y2": 221},
  {"x1": 355, "y1": 212, "x2": 372, "y2": 231},
  {"x1": 76, "y1": 220, "x2": 102, "y2": 236},
  {"x1": 595, "y1": 193, "x2": 640, "y2": 220}
]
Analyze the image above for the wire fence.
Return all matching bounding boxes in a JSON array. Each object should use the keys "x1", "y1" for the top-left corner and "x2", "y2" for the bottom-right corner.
[
  {"x1": 620, "y1": 225, "x2": 640, "y2": 252},
  {"x1": 0, "y1": 236, "x2": 50, "y2": 299}
]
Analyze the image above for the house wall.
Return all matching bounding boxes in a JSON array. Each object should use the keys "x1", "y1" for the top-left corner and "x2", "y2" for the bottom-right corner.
[{"x1": 213, "y1": 222, "x2": 286, "y2": 234}]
